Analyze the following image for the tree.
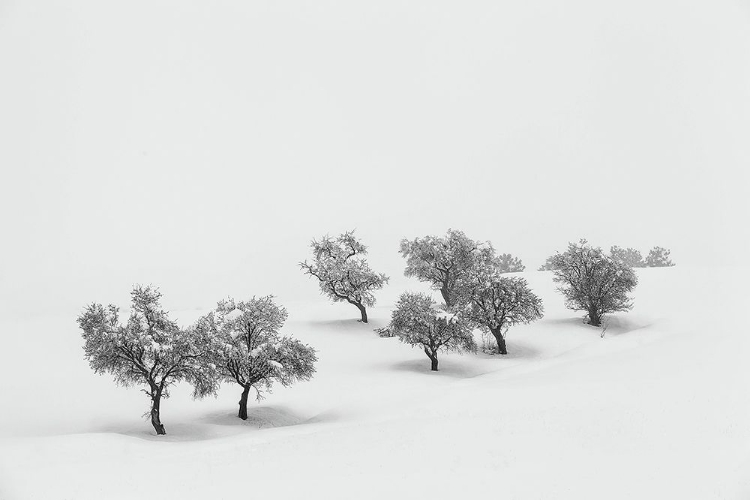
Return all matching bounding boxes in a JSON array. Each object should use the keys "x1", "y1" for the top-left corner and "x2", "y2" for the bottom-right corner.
[
  {"x1": 77, "y1": 286, "x2": 214, "y2": 435},
  {"x1": 388, "y1": 292, "x2": 476, "y2": 371},
  {"x1": 645, "y1": 246, "x2": 675, "y2": 267},
  {"x1": 399, "y1": 229, "x2": 493, "y2": 309},
  {"x1": 300, "y1": 231, "x2": 388, "y2": 323},
  {"x1": 193, "y1": 296, "x2": 316, "y2": 420},
  {"x1": 610, "y1": 246, "x2": 645, "y2": 268},
  {"x1": 464, "y1": 273, "x2": 543, "y2": 355},
  {"x1": 496, "y1": 253, "x2": 525, "y2": 273},
  {"x1": 550, "y1": 240, "x2": 638, "y2": 327},
  {"x1": 538, "y1": 254, "x2": 562, "y2": 271}
]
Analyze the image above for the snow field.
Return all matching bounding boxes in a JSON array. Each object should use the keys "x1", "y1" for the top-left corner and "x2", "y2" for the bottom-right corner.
[{"x1": 0, "y1": 267, "x2": 749, "y2": 499}]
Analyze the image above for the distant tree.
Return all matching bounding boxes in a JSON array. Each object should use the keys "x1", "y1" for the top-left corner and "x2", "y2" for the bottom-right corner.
[
  {"x1": 610, "y1": 246, "x2": 645, "y2": 268},
  {"x1": 77, "y1": 286, "x2": 214, "y2": 435},
  {"x1": 538, "y1": 254, "x2": 562, "y2": 271},
  {"x1": 400, "y1": 229, "x2": 494, "y2": 309},
  {"x1": 645, "y1": 246, "x2": 675, "y2": 267},
  {"x1": 389, "y1": 292, "x2": 476, "y2": 371},
  {"x1": 300, "y1": 231, "x2": 388, "y2": 323},
  {"x1": 496, "y1": 253, "x2": 526, "y2": 273},
  {"x1": 551, "y1": 240, "x2": 638, "y2": 327},
  {"x1": 464, "y1": 273, "x2": 543, "y2": 354},
  {"x1": 193, "y1": 296, "x2": 316, "y2": 420}
]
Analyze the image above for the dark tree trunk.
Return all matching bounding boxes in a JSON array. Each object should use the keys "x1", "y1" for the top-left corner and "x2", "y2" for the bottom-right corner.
[
  {"x1": 355, "y1": 303, "x2": 368, "y2": 323},
  {"x1": 424, "y1": 347, "x2": 439, "y2": 371},
  {"x1": 440, "y1": 286, "x2": 451, "y2": 309},
  {"x1": 588, "y1": 308, "x2": 601, "y2": 327},
  {"x1": 491, "y1": 328, "x2": 508, "y2": 355},
  {"x1": 150, "y1": 389, "x2": 166, "y2": 435},
  {"x1": 238, "y1": 385, "x2": 251, "y2": 420}
]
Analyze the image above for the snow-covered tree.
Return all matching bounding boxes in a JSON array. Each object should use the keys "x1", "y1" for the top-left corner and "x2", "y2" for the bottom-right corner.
[
  {"x1": 610, "y1": 246, "x2": 645, "y2": 268},
  {"x1": 538, "y1": 254, "x2": 562, "y2": 271},
  {"x1": 389, "y1": 292, "x2": 476, "y2": 371},
  {"x1": 77, "y1": 286, "x2": 215, "y2": 435},
  {"x1": 300, "y1": 231, "x2": 388, "y2": 323},
  {"x1": 551, "y1": 240, "x2": 638, "y2": 327},
  {"x1": 400, "y1": 229, "x2": 494, "y2": 309},
  {"x1": 193, "y1": 296, "x2": 316, "y2": 420},
  {"x1": 496, "y1": 253, "x2": 525, "y2": 273},
  {"x1": 464, "y1": 273, "x2": 543, "y2": 354},
  {"x1": 645, "y1": 246, "x2": 675, "y2": 267}
]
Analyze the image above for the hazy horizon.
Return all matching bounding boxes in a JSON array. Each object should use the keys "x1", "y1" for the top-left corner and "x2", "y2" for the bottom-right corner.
[{"x1": 2, "y1": 0, "x2": 749, "y2": 318}]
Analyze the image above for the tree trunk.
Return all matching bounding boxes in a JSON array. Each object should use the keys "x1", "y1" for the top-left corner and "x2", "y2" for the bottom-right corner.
[
  {"x1": 440, "y1": 286, "x2": 451, "y2": 309},
  {"x1": 588, "y1": 308, "x2": 601, "y2": 327},
  {"x1": 150, "y1": 389, "x2": 166, "y2": 435},
  {"x1": 355, "y1": 303, "x2": 368, "y2": 323},
  {"x1": 238, "y1": 385, "x2": 251, "y2": 420},
  {"x1": 491, "y1": 328, "x2": 507, "y2": 355},
  {"x1": 424, "y1": 347, "x2": 439, "y2": 371}
]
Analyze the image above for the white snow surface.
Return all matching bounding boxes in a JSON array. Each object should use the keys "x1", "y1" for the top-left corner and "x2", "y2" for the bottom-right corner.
[{"x1": 0, "y1": 267, "x2": 749, "y2": 499}]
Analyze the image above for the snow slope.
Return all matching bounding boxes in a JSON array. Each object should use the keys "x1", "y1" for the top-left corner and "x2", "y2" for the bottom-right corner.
[{"x1": 1, "y1": 267, "x2": 748, "y2": 499}]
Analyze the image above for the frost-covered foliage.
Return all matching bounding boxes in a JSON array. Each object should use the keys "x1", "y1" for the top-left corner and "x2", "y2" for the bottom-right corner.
[
  {"x1": 496, "y1": 253, "x2": 525, "y2": 273},
  {"x1": 400, "y1": 229, "x2": 497, "y2": 309},
  {"x1": 464, "y1": 272, "x2": 543, "y2": 354},
  {"x1": 374, "y1": 326, "x2": 395, "y2": 338},
  {"x1": 193, "y1": 296, "x2": 316, "y2": 420},
  {"x1": 645, "y1": 246, "x2": 675, "y2": 267},
  {"x1": 538, "y1": 254, "x2": 562, "y2": 271},
  {"x1": 77, "y1": 286, "x2": 215, "y2": 435},
  {"x1": 551, "y1": 240, "x2": 638, "y2": 327},
  {"x1": 300, "y1": 231, "x2": 388, "y2": 323},
  {"x1": 609, "y1": 246, "x2": 645, "y2": 268},
  {"x1": 389, "y1": 292, "x2": 476, "y2": 371}
]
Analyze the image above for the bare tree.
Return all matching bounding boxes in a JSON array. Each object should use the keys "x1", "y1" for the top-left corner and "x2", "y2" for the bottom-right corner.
[
  {"x1": 389, "y1": 292, "x2": 476, "y2": 371},
  {"x1": 550, "y1": 240, "x2": 638, "y2": 327},
  {"x1": 77, "y1": 286, "x2": 214, "y2": 435},
  {"x1": 465, "y1": 274, "x2": 543, "y2": 354},
  {"x1": 193, "y1": 296, "x2": 316, "y2": 420},
  {"x1": 300, "y1": 231, "x2": 388, "y2": 323},
  {"x1": 399, "y1": 229, "x2": 493, "y2": 309}
]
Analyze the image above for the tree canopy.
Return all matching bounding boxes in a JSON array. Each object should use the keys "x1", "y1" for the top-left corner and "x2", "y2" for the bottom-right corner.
[
  {"x1": 464, "y1": 273, "x2": 543, "y2": 354},
  {"x1": 645, "y1": 246, "x2": 675, "y2": 267},
  {"x1": 78, "y1": 285, "x2": 214, "y2": 435},
  {"x1": 550, "y1": 240, "x2": 638, "y2": 327},
  {"x1": 193, "y1": 296, "x2": 316, "y2": 420},
  {"x1": 389, "y1": 292, "x2": 476, "y2": 371},
  {"x1": 399, "y1": 229, "x2": 496, "y2": 309},
  {"x1": 301, "y1": 231, "x2": 388, "y2": 323}
]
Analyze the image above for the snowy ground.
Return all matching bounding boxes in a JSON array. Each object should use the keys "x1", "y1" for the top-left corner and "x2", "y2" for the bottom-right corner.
[{"x1": 1, "y1": 266, "x2": 748, "y2": 499}]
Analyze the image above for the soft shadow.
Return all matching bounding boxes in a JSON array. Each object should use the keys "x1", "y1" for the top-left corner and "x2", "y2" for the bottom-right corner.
[
  {"x1": 388, "y1": 358, "x2": 476, "y2": 378},
  {"x1": 541, "y1": 316, "x2": 592, "y2": 328},
  {"x1": 601, "y1": 316, "x2": 655, "y2": 337},
  {"x1": 197, "y1": 405, "x2": 305, "y2": 429},
  {"x1": 541, "y1": 315, "x2": 654, "y2": 337},
  {"x1": 306, "y1": 318, "x2": 386, "y2": 331},
  {"x1": 474, "y1": 342, "x2": 542, "y2": 360},
  {"x1": 109, "y1": 406, "x2": 310, "y2": 442}
]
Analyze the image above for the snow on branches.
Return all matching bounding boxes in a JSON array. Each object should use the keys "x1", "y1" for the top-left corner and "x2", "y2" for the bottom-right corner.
[
  {"x1": 388, "y1": 292, "x2": 476, "y2": 371},
  {"x1": 300, "y1": 230, "x2": 388, "y2": 323},
  {"x1": 464, "y1": 272, "x2": 543, "y2": 354},
  {"x1": 551, "y1": 240, "x2": 638, "y2": 327},
  {"x1": 77, "y1": 285, "x2": 215, "y2": 435},
  {"x1": 193, "y1": 296, "x2": 316, "y2": 420},
  {"x1": 399, "y1": 229, "x2": 524, "y2": 309}
]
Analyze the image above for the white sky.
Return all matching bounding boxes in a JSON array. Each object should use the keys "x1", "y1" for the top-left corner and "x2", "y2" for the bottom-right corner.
[{"x1": 1, "y1": 0, "x2": 749, "y2": 318}]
